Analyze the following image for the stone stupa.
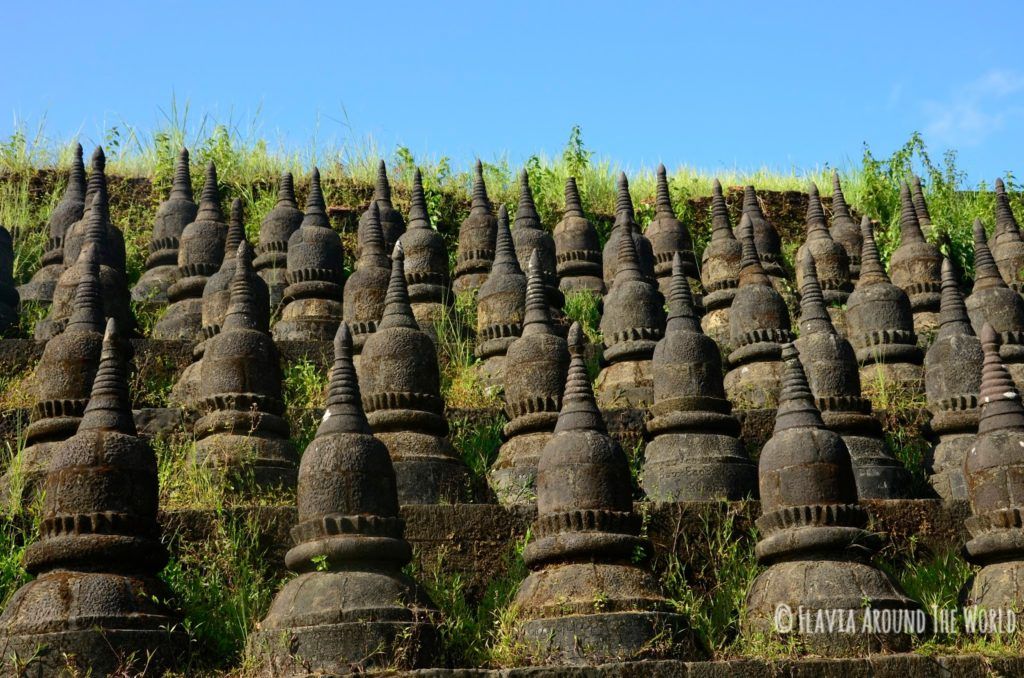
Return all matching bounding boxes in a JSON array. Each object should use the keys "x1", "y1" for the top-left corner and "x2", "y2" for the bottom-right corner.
[
  {"x1": 512, "y1": 169, "x2": 563, "y2": 318},
  {"x1": 830, "y1": 171, "x2": 862, "y2": 280},
  {"x1": 359, "y1": 242, "x2": 475, "y2": 504},
  {"x1": 602, "y1": 172, "x2": 655, "y2": 288},
  {"x1": 132, "y1": 147, "x2": 197, "y2": 305},
  {"x1": 273, "y1": 167, "x2": 346, "y2": 341},
  {"x1": 794, "y1": 182, "x2": 852, "y2": 333},
  {"x1": 644, "y1": 253, "x2": 757, "y2": 501},
  {"x1": 0, "y1": 319, "x2": 185, "y2": 675},
  {"x1": 744, "y1": 343, "x2": 921, "y2": 655},
  {"x1": 357, "y1": 160, "x2": 405, "y2": 259},
  {"x1": 925, "y1": 259, "x2": 983, "y2": 501},
  {"x1": 0, "y1": 226, "x2": 16, "y2": 335},
  {"x1": 254, "y1": 171, "x2": 303, "y2": 310},
  {"x1": 699, "y1": 179, "x2": 742, "y2": 349},
  {"x1": 553, "y1": 176, "x2": 604, "y2": 295},
  {"x1": 344, "y1": 201, "x2": 392, "y2": 358},
  {"x1": 511, "y1": 322, "x2": 700, "y2": 664},
  {"x1": 452, "y1": 160, "x2": 496, "y2": 294},
  {"x1": 646, "y1": 163, "x2": 699, "y2": 298},
  {"x1": 889, "y1": 181, "x2": 942, "y2": 339},
  {"x1": 398, "y1": 167, "x2": 452, "y2": 340},
  {"x1": 248, "y1": 323, "x2": 439, "y2": 673},
  {"x1": 475, "y1": 205, "x2": 527, "y2": 387},
  {"x1": 992, "y1": 177, "x2": 1024, "y2": 293},
  {"x1": 19, "y1": 142, "x2": 86, "y2": 304}
]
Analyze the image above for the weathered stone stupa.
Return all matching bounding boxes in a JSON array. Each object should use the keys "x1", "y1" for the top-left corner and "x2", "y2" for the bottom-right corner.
[
  {"x1": 19, "y1": 142, "x2": 85, "y2": 304},
  {"x1": 700, "y1": 179, "x2": 742, "y2": 349},
  {"x1": 194, "y1": 242, "x2": 297, "y2": 489},
  {"x1": 452, "y1": 160, "x2": 496, "y2": 294},
  {"x1": 475, "y1": 205, "x2": 527, "y2": 387},
  {"x1": 966, "y1": 218, "x2": 1024, "y2": 388},
  {"x1": 889, "y1": 181, "x2": 942, "y2": 338},
  {"x1": 152, "y1": 161, "x2": 227, "y2": 341},
  {"x1": 963, "y1": 324, "x2": 1024, "y2": 611},
  {"x1": 644, "y1": 253, "x2": 757, "y2": 501},
  {"x1": 512, "y1": 169, "x2": 563, "y2": 316},
  {"x1": 132, "y1": 147, "x2": 197, "y2": 305},
  {"x1": 845, "y1": 218, "x2": 924, "y2": 395},
  {"x1": 795, "y1": 183, "x2": 852, "y2": 331},
  {"x1": 512, "y1": 322, "x2": 698, "y2": 664},
  {"x1": 254, "y1": 171, "x2": 303, "y2": 309},
  {"x1": 0, "y1": 227, "x2": 16, "y2": 334},
  {"x1": 602, "y1": 172, "x2": 655, "y2": 288},
  {"x1": 925, "y1": 259, "x2": 983, "y2": 501},
  {"x1": 358, "y1": 243, "x2": 474, "y2": 504},
  {"x1": 741, "y1": 184, "x2": 786, "y2": 280},
  {"x1": 553, "y1": 176, "x2": 604, "y2": 295},
  {"x1": 647, "y1": 163, "x2": 699, "y2": 297},
  {"x1": 38, "y1": 192, "x2": 136, "y2": 341},
  {"x1": 358, "y1": 160, "x2": 405, "y2": 259},
  {"x1": 61, "y1": 146, "x2": 127, "y2": 276},
  {"x1": 796, "y1": 250, "x2": 911, "y2": 499},
  {"x1": 993, "y1": 177, "x2": 1024, "y2": 292},
  {"x1": 398, "y1": 168, "x2": 452, "y2": 338},
  {"x1": 7, "y1": 243, "x2": 105, "y2": 493},
  {"x1": 723, "y1": 216, "x2": 793, "y2": 409},
  {"x1": 744, "y1": 343, "x2": 920, "y2": 655},
  {"x1": 490, "y1": 250, "x2": 570, "y2": 504},
  {"x1": 273, "y1": 167, "x2": 346, "y2": 341},
  {"x1": 344, "y1": 202, "x2": 392, "y2": 357},
  {"x1": 249, "y1": 324, "x2": 438, "y2": 674},
  {"x1": 595, "y1": 218, "x2": 665, "y2": 408},
  {"x1": 830, "y1": 171, "x2": 862, "y2": 280},
  {"x1": 0, "y1": 319, "x2": 184, "y2": 675}
]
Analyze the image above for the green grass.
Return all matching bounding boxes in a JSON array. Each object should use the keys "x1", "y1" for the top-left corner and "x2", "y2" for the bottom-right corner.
[{"x1": 281, "y1": 357, "x2": 328, "y2": 452}]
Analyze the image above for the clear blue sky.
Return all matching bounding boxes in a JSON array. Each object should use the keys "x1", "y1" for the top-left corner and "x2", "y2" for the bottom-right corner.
[{"x1": 3, "y1": 1, "x2": 1022, "y2": 182}]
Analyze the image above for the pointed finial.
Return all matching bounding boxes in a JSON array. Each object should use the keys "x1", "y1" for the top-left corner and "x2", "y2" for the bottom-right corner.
[
  {"x1": 65, "y1": 243, "x2": 105, "y2": 333},
  {"x1": 407, "y1": 168, "x2": 431, "y2": 230},
  {"x1": 938, "y1": 258, "x2": 973, "y2": 337},
  {"x1": 655, "y1": 164, "x2": 674, "y2": 216},
  {"x1": 169, "y1": 148, "x2": 193, "y2": 201},
  {"x1": 471, "y1": 159, "x2": 490, "y2": 214},
  {"x1": 898, "y1": 181, "x2": 925, "y2": 244},
  {"x1": 67, "y1": 142, "x2": 86, "y2": 200},
  {"x1": 613, "y1": 218, "x2": 644, "y2": 284},
  {"x1": 225, "y1": 198, "x2": 245, "y2": 255},
  {"x1": 737, "y1": 213, "x2": 769, "y2": 286},
  {"x1": 491, "y1": 205, "x2": 523, "y2": 276},
  {"x1": 277, "y1": 172, "x2": 296, "y2": 207},
  {"x1": 522, "y1": 249, "x2": 554, "y2": 336},
  {"x1": 666, "y1": 252, "x2": 700, "y2": 333},
  {"x1": 773, "y1": 343, "x2": 825, "y2": 433},
  {"x1": 374, "y1": 160, "x2": 392, "y2": 203},
  {"x1": 515, "y1": 169, "x2": 540, "y2": 228},
  {"x1": 995, "y1": 178, "x2": 1020, "y2": 235},
  {"x1": 858, "y1": 216, "x2": 889, "y2": 284},
  {"x1": 221, "y1": 241, "x2": 260, "y2": 332},
  {"x1": 83, "y1": 192, "x2": 110, "y2": 262},
  {"x1": 973, "y1": 219, "x2": 1004, "y2": 288},
  {"x1": 196, "y1": 162, "x2": 223, "y2": 221},
  {"x1": 799, "y1": 250, "x2": 835, "y2": 336},
  {"x1": 78, "y1": 318, "x2": 135, "y2": 434},
  {"x1": 742, "y1": 185, "x2": 761, "y2": 216},
  {"x1": 318, "y1": 323, "x2": 372, "y2": 436},
  {"x1": 831, "y1": 170, "x2": 851, "y2": 219},
  {"x1": 82, "y1": 146, "x2": 108, "y2": 218},
  {"x1": 912, "y1": 176, "x2": 932, "y2": 226},
  {"x1": 710, "y1": 178, "x2": 735, "y2": 242},
  {"x1": 615, "y1": 172, "x2": 635, "y2": 221},
  {"x1": 378, "y1": 241, "x2": 418, "y2": 331},
  {"x1": 978, "y1": 323, "x2": 1024, "y2": 434},
  {"x1": 553, "y1": 322, "x2": 606, "y2": 434},
  {"x1": 564, "y1": 177, "x2": 584, "y2": 218},
  {"x1": 361, "y1": 202, "x2": 387, "y2": 259},
  {"x1": 91, "y1": 145, "x2": 106, "y2": 174},
  {"x1": 305, "y1": 167, "x2": 327, "y2": 218},
  {"x1": 805, "y1": 182, "x2": 830, "y2": 238}
]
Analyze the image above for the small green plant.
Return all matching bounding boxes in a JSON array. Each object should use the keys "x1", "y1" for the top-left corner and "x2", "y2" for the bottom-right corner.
[
  {"x1": 562, "y1": 289, "x2": 602, "y2": 344},
  {"x1": 282, "y1": 358, "x2": 328, "y2": 452},
  {"x1": 449, "y1": 412, "x2": 504, "y2": 479}
]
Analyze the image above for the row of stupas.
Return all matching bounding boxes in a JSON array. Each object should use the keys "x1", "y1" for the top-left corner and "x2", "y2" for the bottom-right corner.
[{"x1": 10, "y1": 312, "x2": 1024, "y2": 673}]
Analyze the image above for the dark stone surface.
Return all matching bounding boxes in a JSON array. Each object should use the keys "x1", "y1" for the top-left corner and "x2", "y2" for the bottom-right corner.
[
  {"x1": 740, "y1": 185, "x2": 785, "y2": 279},
  {"x1": 602, "y1": 173, "x2": 655, "y2": 289},
  {"x1": 254, "y1": 172, "x2": 303, "y2": 311},
  {"x1": 794, "y1": 183, "x2": 852, "y2": 307},
  {"x1": 400, "y1": 168, "x2": 453, "y2": 340},
  {"x1": 357, "y1": 160, "x2": 406, "y2": 260},
  {"x1": 0, "y1": 226, "x2": 17, "y2": 335},
  {"x1": 554, "y1": 177, "x2": 604, "y2": 295},
  {"x1": 993, "y1": 177, "x2": 1024, "y2": 293},
  {"x1": 513, "y1": 169, "x2": 563, "y2": 316},
  {"x1": 344, "y1": 201, "x2": 392, "y2": 354},
  {"x1": 889, "y1": 183, "x2": 942, "y2": 337},
  {"x1": 699, "y1": 180, "x2": 741, "y2": 350},
  {"x1": 647, "y1": 164, "x2": 699, "y2": 295},
  {"x1": 453, "y1": 160, "x2": 497, "y2": 294},
  {"x1": 830, "y1": 171, "x2": 862, "y2": 280},
  {"x1": 645, "y1": 254, "x2": 756, "y2": 502},
  {"x1": 475, "y1": 205, "x2": 526, "y2": 386},
  {"x1": 132, "y1": 147, "x2": 197, "y2": 305},
  {"x1": 60, "y1": 146, "x2": 127, "y2": 276}
]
